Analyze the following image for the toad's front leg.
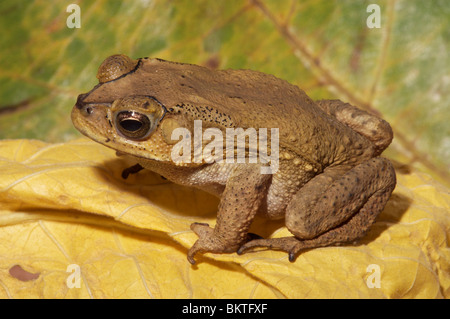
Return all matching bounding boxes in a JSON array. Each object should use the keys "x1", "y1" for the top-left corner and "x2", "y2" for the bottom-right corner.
[{"x1": 187, "y1": 165, "x2": 271, "y2": 264}]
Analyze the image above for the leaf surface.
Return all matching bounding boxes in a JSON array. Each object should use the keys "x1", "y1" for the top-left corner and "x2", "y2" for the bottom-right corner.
[{"x1": 0, "y1": 139, "x2": 449, "y2": 298}]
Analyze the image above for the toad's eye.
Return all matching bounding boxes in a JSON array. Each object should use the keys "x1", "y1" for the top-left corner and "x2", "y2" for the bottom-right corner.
[{"x1": 115, "y1": 111, "x2": 151, "y2": 140}]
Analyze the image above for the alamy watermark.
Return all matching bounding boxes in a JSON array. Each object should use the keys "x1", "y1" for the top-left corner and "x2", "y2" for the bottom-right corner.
[
  {"x1": 66, "y1": 264, "x2": 81, "y2": 288},
  {"x1": 67, "y1": 4, "x2": 382, "y2": 30},
  {"x1": 366, "y1": 4, "x2": 381, "y2": 28},
  {"x1": 170, "y1": 120, "x2": 280, "y2": 174},
  {"x1": 366, "y1": 264, "x2": 381, "y2": 288},
  {"x1": 66, "y1": 4, "x2": 81, "y2": 29}
]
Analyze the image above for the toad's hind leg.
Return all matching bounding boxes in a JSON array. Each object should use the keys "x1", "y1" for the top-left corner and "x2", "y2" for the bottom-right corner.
[
  {"x1": 238, "y1": 157, "x2": 396, "y2": 261},
  {"x1": 315, "y1": 99, "x2": 393, "y2": 156}
]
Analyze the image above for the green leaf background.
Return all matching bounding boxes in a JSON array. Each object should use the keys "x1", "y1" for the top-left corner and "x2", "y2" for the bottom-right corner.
[{"x1": 0, "y1": 0, "x2": 449, "y2": 185}]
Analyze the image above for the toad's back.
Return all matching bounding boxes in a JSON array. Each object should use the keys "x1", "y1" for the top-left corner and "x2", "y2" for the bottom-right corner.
[{"x1": 86, "y1": 57, "x2": 373, "y2": 167}]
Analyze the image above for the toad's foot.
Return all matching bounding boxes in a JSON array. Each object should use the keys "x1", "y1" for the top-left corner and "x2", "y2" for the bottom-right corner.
[
  {"x1": 188, "y1": 223, "x2": 263, "y2": 264},
  {"x1": 187, "y1": 223, "x2": 237, "y2": 265},
  {"x1": 237, "y1": 237, "x2": 329, "y2": 262}
]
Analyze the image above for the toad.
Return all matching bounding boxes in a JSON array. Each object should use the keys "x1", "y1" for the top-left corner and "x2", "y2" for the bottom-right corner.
[{"x1": 72, "y1": 55, "x2": 396, "y2": 264}]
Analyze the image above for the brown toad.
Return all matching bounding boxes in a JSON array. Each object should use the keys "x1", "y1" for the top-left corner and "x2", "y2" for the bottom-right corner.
[{"x1": 72, "y1": 55, "x2": 396, "y2": 264}]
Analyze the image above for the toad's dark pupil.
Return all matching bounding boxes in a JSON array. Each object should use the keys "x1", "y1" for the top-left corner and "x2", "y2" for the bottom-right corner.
[{"x1": 121, "y1": 119, "x2": 143, "y2": 132}]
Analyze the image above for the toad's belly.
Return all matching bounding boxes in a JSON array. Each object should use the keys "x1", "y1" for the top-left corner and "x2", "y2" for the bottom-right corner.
[{"x1": 261, "y1": 165, "x2": 315, "y2": 220}]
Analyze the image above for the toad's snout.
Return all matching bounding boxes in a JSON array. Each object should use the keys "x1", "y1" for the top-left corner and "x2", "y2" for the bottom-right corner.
[{"x1": 75, "y1": 93, "x2": 89, "y2": 110}]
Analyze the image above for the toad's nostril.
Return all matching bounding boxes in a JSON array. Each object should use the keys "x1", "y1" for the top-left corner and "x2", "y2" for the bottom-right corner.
[
  {"x1": 79, "y1": 104, "x2": 95, "y2": 117},
  {"x1": 85, "y1": 106, "x2": 93, "y2": 114}
]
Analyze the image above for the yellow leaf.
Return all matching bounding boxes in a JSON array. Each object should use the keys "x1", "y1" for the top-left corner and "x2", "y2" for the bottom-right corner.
[{"x1": 0, "y1": 138, "x2": 449, "y2": 298}]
